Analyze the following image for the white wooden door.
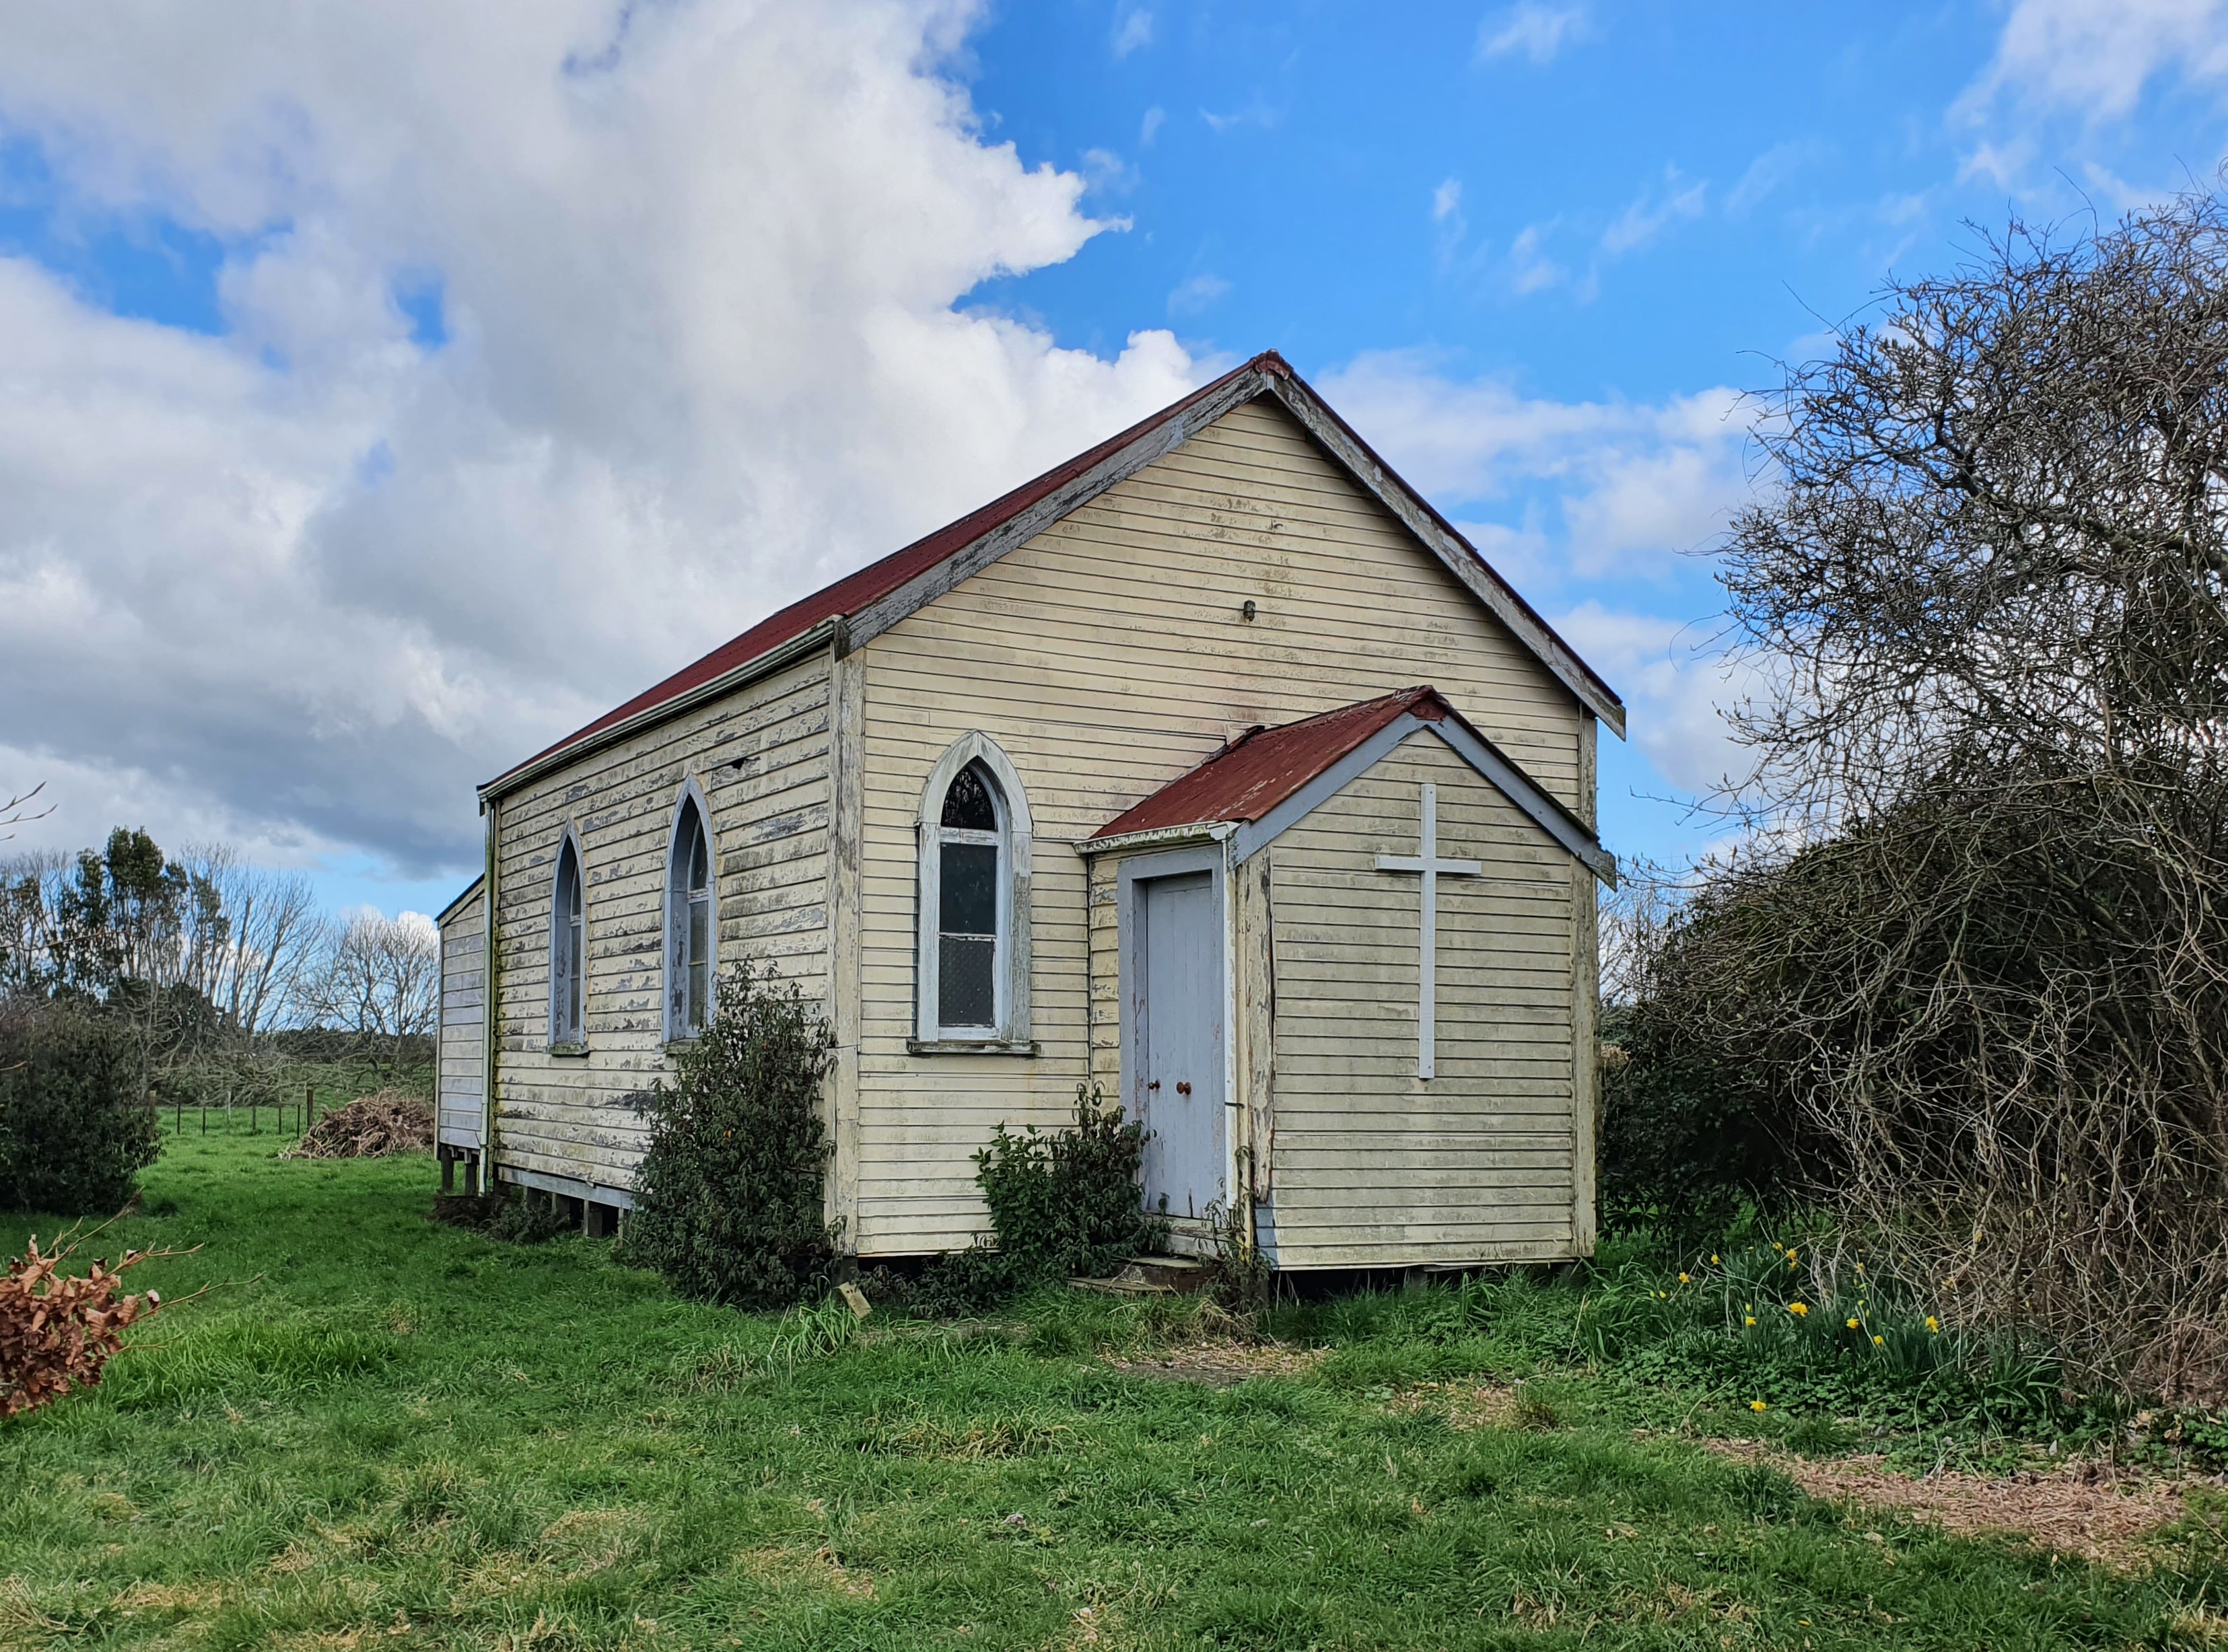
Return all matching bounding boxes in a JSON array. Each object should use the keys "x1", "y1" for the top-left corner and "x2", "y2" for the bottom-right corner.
[{"x1": 1137, "y1": 871, "x2": 1224, "y2": 1221}]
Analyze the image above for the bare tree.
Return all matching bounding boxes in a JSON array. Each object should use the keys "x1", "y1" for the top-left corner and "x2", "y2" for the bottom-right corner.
[
  {"x1": 175, "y1": 847, "x2": 325, "y2": 1036},
  {"x1": 300, "y1": 913, "x2": 439, "y2": 1081},
  {"x1": 1641, "y1": 184, "x2": 2228, "y2": 1395}
]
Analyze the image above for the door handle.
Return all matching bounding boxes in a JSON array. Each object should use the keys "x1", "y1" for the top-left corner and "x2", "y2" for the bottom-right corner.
[
  {"x1": 1147, "y1": 1080, "x2": 1160, "y2": 1091},
  {"x1": 1176, "y1": 1081, "x2": 1192, "y2": 1096}
]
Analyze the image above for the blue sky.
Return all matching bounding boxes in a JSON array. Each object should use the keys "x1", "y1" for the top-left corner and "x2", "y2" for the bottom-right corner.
[{"x1": 0, "y1": 0, "x2": 2221, "y2": 923}]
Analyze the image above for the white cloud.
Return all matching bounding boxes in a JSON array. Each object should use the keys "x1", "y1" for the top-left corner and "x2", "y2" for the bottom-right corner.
[
  {"x1": 1112, "y1": 5, "x2": 1154, "y2": 59},
  {"x1": 1600, "y1": 170, "x2": 1708, "y2": 256},
  {"x1": 1475, "y1": 2, "x2": 1592, "y2": 67},
  {"x1": 1082, "y1": 146, "x2": 1140, "y2": 196},
  {"x1": 1315, "y1": 351, "x2": 1749, "y2": 581},
  {"x1": 1508, "y1": 223, "x2": 1564, "y2": 293},
  {"x1": 1964, "y1": 0, "x2": 2228, "y2": 122},
  {"x1": 1725, "y1": 141, "x2": 1816, "y2": 216},
  {"x1": 1166, "y1": 271, "x2": 1232, "y2": 316},
  {"x1": 0, "y1": 0, "x2": 1202, "y2": 877},
  {"x1": 1140, "y1": 106, "x2": 1166, "y2": 145},
  {"x1": 1432, "y1": 178, "x2": 1464, "y2": 224},
  {"x1": 1552, "y1": 603, "x2": 1756, "y2": 796}
]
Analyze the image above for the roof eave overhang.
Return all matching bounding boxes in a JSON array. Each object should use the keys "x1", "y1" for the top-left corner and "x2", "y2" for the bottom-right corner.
[
  {"x1": 1076, "y1": 821, "x2": 1237, "y2": 859},
  {"x1": 434, "y1": 873, "x2": 486, "y2": 926},
  {"x1": 1220, "y1": 709, "x2": 1617, "y2": 886},
  {"x1": 479, "y1": 617, "x2": 846, "y2": 804}
]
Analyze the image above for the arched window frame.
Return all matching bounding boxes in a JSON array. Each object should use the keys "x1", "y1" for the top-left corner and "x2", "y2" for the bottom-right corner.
[
  {"x1": 662, "y1": 779, "x2": 718, "y2": 1044},
  {"x1": 547, "y1": 825, "x2": 588, "y2": 1052},
  {"x1": 913, "y1": 733, "x2": 1034, "y2": 1052}
]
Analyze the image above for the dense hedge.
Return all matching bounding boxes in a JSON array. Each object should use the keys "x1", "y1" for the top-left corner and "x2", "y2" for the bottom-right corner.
[{"x1": 0, "y1": 997, "x2": 162, "y2": 1214}]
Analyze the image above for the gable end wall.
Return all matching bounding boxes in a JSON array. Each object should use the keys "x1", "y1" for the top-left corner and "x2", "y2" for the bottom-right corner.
[{"x1": 850, "y1": 397, "x2": 1590, "y2": 1255}]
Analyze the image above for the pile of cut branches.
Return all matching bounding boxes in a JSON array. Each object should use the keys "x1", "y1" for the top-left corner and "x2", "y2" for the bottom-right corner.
[{"x1": 285, "y1": 1090, "x2": 433, "y2": 1159}]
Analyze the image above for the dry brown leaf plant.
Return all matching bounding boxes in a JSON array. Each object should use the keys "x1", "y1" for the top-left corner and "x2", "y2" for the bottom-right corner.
[{"x1": 0, "y1": 1228, "x2": 184, "y2": 1417}]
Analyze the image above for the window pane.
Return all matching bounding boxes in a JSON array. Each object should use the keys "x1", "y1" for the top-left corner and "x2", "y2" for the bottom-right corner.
[
  {"x1": 688, "y1": 822, "x2": 709, "y2": 894},
  {"x1": 566, "y1": 916, "x2": 584, "y2": 1036},
  {"x1": 939, "y1": 935, "x2": 996, "y2": 1027},
  {"x1": 687, "y1": 891, "x2": 711, "y2": 1030},
  {"x1": 940, "y1": 764, "x2": 997, "y2": 830},
  {"x1": 940, "y1": 841, "x2": 998, "y2": 934}
]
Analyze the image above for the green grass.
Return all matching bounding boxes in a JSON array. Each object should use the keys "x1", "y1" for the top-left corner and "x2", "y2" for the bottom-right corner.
[{"x1": 5, "y1": 1135, "x2": 2227, "y2": 1650}]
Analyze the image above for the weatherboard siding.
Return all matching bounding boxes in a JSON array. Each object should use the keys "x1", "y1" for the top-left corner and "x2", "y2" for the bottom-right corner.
[
  {"x1": 436, "y1": 882, "x2": 485, "y2": 1151},
  {"x1": 487, "y1": 649, "x2": 835, "y2": 1198},
  {"x1": 848, "y1": 396, "x2": 1588, "y2": 1254},
  {"x1": 1266, "y1": 734, "x2": 1578, "y2": 1268}
]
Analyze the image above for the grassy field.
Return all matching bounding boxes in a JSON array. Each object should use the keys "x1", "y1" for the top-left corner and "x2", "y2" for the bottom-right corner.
[{"x1": 3, "y1": 1135, "x2": 2223, "y2": 1651}]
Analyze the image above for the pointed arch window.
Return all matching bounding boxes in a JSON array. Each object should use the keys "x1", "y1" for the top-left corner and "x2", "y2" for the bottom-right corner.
[
  {"x1": 914, "y1": 734, "x2": 1034, "y2": 1052},
  {"x1": 549, "y1": 832, "x2": 586, "y2": 1048},
  {"x1": 936, "y1": 763, "x2": 1003, "y2": 1031},
  {"x1": 666, "y1": 791, "x2": 716, "y2": 1041}
]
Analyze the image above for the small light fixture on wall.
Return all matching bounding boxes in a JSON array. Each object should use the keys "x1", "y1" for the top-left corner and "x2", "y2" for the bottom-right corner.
[{"x1": 1241, "y1": 599, "x2": 1257, "y2": 622}]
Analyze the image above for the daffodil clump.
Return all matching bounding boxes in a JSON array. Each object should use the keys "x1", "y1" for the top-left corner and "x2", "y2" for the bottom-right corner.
[{"x1": 1572, "y1": 1231, "x2": 2079, "y2": 1433}]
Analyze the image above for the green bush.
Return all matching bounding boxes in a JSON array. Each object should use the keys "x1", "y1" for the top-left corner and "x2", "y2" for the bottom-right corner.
[
  {"x1": 976, "y1": 1084, "x2": 1164, "y2": 1288},
  {"x1": 617, "y1": 961, "x2": 838, "y2": 1308},
  {"x1": 0, "y1": 996, "x2": 162, "y2": 1214},
  {"x1": 1599, "y1": 993, "x2": 1810, "y2": 1233}
]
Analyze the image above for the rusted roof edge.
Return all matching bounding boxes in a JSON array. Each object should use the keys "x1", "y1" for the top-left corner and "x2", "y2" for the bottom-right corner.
[
  {"x1": 477, "y1": 618, "x2": 843, "y2": 803},
  {"x1": 1226, "y1": 711, "x2": 1613, "y2": 885},
  {"x1": 839, "y1": 365, "x2": 1275, "y2": 654}
]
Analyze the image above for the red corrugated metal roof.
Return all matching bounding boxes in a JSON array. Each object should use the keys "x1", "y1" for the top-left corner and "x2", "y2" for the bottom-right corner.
[
  {"x1": 1090, "y1": 686, "x2": 1457, "y2": 840},
  {"x1": 487, "y1": 354, "x2": 1281, "y2": 789}
]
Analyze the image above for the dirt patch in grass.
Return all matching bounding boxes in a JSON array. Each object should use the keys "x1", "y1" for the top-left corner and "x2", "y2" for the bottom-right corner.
[
  {"x1": 1385, "y1": 1379, "x2": 1523, "y2": 1429},
  {"x1": 1700, "y1": 1438, "x2": 2196, "y2": 1567},
  {"x1": 1105, "y1": 1340, "x2": 1327, "y2": 1388}
]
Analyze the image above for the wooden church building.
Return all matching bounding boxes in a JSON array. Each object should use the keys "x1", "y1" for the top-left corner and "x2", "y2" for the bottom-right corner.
[{"x1": 437, "y1": 352, "x2": 1622, "y2": 1270}]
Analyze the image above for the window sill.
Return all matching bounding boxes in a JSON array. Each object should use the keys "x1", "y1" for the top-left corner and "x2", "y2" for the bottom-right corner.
[
  {"x1": 907, "y1": 1038, "x2": 1039, "y2": 1057},
  {"x1": 547, "y1": 1041, "x2": 590, "y2": 1059}
]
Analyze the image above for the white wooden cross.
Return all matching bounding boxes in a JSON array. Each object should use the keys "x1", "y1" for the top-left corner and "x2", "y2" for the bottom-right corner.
[{"x1": 1374, "y1": 783, "x2": 1480, "y2": 1080}]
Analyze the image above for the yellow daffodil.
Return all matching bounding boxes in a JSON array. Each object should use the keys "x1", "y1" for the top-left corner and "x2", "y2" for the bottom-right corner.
[
  {"x1": 1846, "y1": 1317, "x2": 1860, "y2": 1330},
  {"x1": 1678, "y1": 1272, "x2": 1692, "y2": 1285},
  {"x1": 1710, "y1": 1254, "x2": 1720, "y2": 1264},
  {"x1": 1872, "y1": 1334, "x2": 1884, "y2": 1346},
  {"x1": 1854, "y1": 1262, "x2": 1865, "y2": 1274},
  {"x1": 1750, "y1": 1400, "x2": 1768, "y2": 1412},
  {"x1": 1787, "y1": 1302, "x2": 1809, "y2": 1318},
  {"x1": 1744, "y1": 1315, "x2": 1757, "y2": 1327},
  {"x1": 1925, "y1": 1316, "x2": 1941, "y2": 1334}
]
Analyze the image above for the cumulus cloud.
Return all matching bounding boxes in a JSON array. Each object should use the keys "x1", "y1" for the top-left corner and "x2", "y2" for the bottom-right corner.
[
  {"x1": 1316, "y1": 350, "x2": 1749, "y2": 581},
  {"x1": 0, "y1": 0, "x2": 1202, "y2": 878}
]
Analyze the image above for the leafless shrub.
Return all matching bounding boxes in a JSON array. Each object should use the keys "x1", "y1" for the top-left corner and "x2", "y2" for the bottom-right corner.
[{"x1": 1672, "y1": 184, "x2": 2228, "y2": 1396}]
